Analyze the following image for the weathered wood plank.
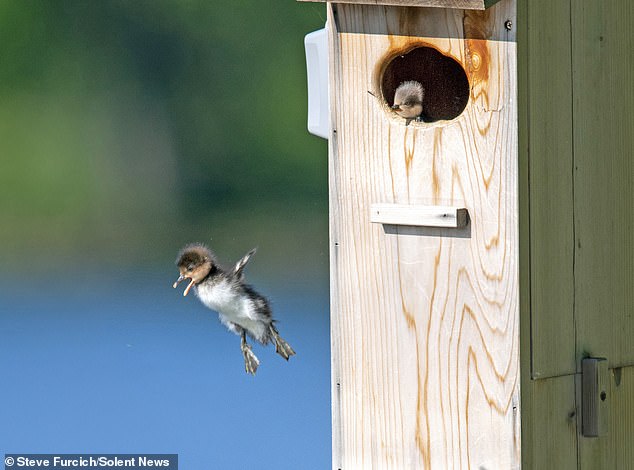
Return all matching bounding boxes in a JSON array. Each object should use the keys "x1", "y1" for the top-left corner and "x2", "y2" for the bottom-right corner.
[
  {"x1": 572, "y1": 0, "x2": 634, "y2": 372},
  {"x1": 572, "y1": 3, "x2": 634, "y2": 467},
  {"x1": 608, "y1": 367, "x2": 634, "y2": 469},
  {"x1": 521, "y1": 375, "x2": 578, "y2": 470},
  {"x1": 299, "y1": 0, "x2": 502, "y2": 11},
  {"x1": 370, "y1": 203, "x2": 468, "y2": 228},
  {"x1": 523, "y1": 0, "x2": 576, "y2": 379},
  {"x1": 520, "y1": 96, "x2": 578, "y2": 468},
  {"x1": 520, "y1": 0, "x2": 634, "y2": 467},
  {"x1": 327, "y1": 6, "x2": 344, "y2": 468},
  {"x1": 577, "y1": 366, "x2": 634, "y2": 470},
  {"x1": 328, "y1": 1, "x2": 519, "y2": 467}
]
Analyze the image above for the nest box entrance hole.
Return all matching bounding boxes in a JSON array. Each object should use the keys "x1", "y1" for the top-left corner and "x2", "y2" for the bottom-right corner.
[{"x1": 381, "y1": 46, "x2": 469, "y2": 123}]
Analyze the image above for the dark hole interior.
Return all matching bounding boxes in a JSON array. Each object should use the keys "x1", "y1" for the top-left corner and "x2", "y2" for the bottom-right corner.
[{"x1": 382, "y1": 47, "x2": 470, "y2": 122}]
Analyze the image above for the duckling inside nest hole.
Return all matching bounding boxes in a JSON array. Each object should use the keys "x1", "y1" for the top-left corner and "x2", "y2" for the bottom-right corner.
[{"x1": 391, "y1": 80, "x2": 424, "y2": 125}]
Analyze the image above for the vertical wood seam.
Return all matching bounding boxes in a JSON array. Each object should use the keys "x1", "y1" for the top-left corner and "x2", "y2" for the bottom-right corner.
[
  {"x1": 569, "y1": 0, "x2": 580, "y2": 466},
  {"x1": 524, "y1": 0, "x2": 535, "y2": 382}
]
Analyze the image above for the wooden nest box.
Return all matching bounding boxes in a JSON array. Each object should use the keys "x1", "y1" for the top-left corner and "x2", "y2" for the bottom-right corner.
[{"x1": 300, "y1": 0, "x2": 634, "y2": 468}]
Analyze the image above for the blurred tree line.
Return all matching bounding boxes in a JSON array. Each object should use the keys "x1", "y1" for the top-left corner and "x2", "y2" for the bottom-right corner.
[{"x1": 0, "y1": 0, "x2": 328, "y2": 279}]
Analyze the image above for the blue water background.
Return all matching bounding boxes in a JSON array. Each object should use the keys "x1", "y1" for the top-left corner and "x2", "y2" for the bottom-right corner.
[{"x1": 0, "y1": 269, "x2": 331, "y2": 469}]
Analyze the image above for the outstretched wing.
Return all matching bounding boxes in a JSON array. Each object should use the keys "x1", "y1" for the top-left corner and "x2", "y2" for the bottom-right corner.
[{"x1": 233, "y1": 248, "x2": 257, "y2": 280}]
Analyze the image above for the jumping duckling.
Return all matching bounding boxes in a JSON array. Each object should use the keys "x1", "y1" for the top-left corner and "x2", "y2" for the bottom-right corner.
[{"x1": 173, "y1": 243, "x2": 295, "y2": 375}]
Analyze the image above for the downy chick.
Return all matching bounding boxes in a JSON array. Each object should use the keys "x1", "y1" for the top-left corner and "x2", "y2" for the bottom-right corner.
[
  {"x1": 173, "y1": 244, "x2": 295, "y2": 375},
  {"x1": 392, "y1": 80, "x2": 425, "y2": 124}
]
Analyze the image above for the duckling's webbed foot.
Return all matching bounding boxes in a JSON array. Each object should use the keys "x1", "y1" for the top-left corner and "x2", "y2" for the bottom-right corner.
[
  {"x1": 269, "y1": 325, "x2": 296, "y2": 360},
  {"x1": 240, "y1": 331, "x2": 260, "y2": 375}
]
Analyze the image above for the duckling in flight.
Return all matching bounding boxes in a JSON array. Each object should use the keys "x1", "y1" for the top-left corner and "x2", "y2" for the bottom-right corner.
[{"x1": 173, "y1": 244, "x2": 295, "y2": 375}]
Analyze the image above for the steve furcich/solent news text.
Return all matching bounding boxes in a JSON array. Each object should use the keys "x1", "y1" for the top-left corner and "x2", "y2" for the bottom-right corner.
[
  {"x1": 21, "y1": 456, "x2": 168, "y2": 467},
  {"x1": 4, "y1": 455, "x2": 177, "y2": 469}
]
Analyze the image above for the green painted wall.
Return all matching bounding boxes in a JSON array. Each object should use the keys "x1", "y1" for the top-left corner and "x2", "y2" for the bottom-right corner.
[{"x1": 519, "y1": 0, "x2": 634, "y2": 467}]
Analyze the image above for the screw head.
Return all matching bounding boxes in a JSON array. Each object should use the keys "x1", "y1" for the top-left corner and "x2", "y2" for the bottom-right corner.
[{"x1": 504, "y1": 19, "x2": 513, "y2": 31}]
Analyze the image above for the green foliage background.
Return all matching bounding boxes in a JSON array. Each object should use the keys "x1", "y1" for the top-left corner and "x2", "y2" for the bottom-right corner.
[{"x1": 0, "y1": 1, "x2": 328, "y2": 282}]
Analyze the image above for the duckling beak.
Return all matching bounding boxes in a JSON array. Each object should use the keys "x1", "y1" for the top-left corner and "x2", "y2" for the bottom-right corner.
[
  {"x1": 173, "y1": 274, "x2": 196, "y2": 297},
  {"x1": 172, "y1": 274, "x2": 186, "y2": 289},
  {"x1": 183, "y1": 279, "x2": 196, "y2": 297}
]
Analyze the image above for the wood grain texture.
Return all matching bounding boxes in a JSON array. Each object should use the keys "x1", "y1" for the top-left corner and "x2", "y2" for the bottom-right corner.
[
  {"x1": 521, "y1": 375, "x2": 578, "y2": 470},
  {"x1": 572, "y1": 2, "x2": 634, "y2": 466},
  {"x1": 327, "y1": 1, "x2": 519, "y2": 468},
  {"x1": 519, "y1": 0, "x2": 634, "y2": 468},
  {"x1": 524, "y1": 0, "x2": 576, "y2": 379},
  {"x1": 299, "y1": 0, "x2": 502, "y2": 11},
  {"x1": 577, "y1": 366, "x2": 634, "y2": 470},
  {"x1": 572, "y1": 0, "x2": 634, "y2": 371}
]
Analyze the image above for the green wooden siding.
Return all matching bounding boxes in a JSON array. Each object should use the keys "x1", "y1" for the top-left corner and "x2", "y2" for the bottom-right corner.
[
  {"x1": 524, "y1": 0, "x2": 576, "y2": 380},
  {"x1": 572, "y1": 0, "x2": 634, "y2": 372},
  {"x1": 521, "y1": 0, "x2": 634, "y2": 467}
]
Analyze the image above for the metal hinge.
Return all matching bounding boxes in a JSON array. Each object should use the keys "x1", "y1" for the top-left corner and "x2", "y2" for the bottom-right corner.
[{"x1": 581, "y1": 357, "x2": 609, "y2": 437}]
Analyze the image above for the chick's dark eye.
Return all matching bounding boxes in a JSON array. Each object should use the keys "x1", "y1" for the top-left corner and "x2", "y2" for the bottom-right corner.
[{"x1": 187, "y1": 263, "x2": 196, "y2": 271}]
